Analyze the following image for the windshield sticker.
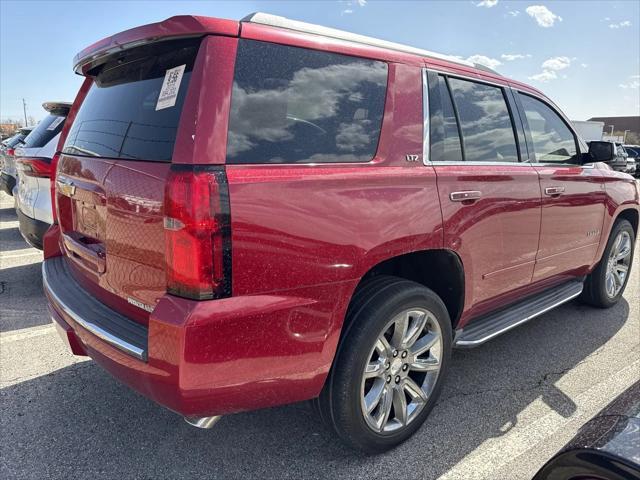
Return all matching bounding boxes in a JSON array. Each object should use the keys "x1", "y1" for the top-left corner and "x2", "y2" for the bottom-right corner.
[
  {"x1": 156, "y1": 64, "x2": 186, "y2": 111},
  {"x1": 47, "y1": 116, "x2": 64, "y2": 131}
]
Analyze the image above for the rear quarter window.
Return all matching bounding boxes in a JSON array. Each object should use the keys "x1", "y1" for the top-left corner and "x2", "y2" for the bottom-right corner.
[
  {"x1": 63, "y1": 38, "x2": 200, "y2": 162},
  {"x1": 226, "y1": 40, "x2": 388, "y2": 164}
]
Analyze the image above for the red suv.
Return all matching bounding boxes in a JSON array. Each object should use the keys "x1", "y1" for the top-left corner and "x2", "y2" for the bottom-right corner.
[{"x1": 44, "y1": 13, "x2": 639, "y2": 452}]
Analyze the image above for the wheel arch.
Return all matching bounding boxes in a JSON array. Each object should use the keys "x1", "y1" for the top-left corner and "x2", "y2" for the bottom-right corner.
[{"x1": 352, "y1": 249, "x2": 465, "y2": 329}]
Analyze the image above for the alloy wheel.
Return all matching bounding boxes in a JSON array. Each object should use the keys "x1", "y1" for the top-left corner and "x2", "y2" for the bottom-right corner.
[
  {"x1": 360, "y1": 308, "x2": 442, "y2": 434},
  {"x1": 605, "y1": 231, "x2": 632, "y2": 298}
]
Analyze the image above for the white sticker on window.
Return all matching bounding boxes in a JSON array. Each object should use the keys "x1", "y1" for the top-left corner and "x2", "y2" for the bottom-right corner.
[
  {"x1": 156, "y1": 64, "x2": 186, "y2": 111},
  {"x1": 47, "y1": 116, "x2": 64, "y2": 131}
]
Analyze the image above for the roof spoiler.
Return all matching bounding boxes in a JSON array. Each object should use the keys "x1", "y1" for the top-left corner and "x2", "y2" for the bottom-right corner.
[{"x1": 42, "y1": 102, "x2": 73, "y2": 114}]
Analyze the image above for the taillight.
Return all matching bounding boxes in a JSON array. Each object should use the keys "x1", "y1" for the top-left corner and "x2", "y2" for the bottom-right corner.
[
  {"x1": 7, "y1": 148, "x2": 15, "y2": 156},
  {"x1": 16, "y1": 157, "x2": 51, "y2": 178},
  {"x1": 164, "y1": 165, "x2": 231, "y2": 300},
  {"x1": 50, "y1": 153, "x2": 61, "y2": 222}
]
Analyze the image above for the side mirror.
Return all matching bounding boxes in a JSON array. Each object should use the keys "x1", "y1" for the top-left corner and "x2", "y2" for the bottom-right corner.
[{"x1": 588, "y1": 141, "x2": 615, "y2": 162}]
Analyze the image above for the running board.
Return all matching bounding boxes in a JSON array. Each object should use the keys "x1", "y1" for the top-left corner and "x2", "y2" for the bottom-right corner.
[{"x1": 454, "y1": 280, "x2": 584, "y2": 348}]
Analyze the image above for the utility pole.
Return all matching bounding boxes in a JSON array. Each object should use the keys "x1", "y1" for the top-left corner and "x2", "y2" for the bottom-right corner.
[{"x1": 22, "y1": 98, "x2": 27, "y2": 126}]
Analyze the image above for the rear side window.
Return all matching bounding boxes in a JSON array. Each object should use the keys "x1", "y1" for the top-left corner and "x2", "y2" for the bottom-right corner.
[
  {"x1": 226, "y1": 40, "x2": 388, "y2": 164},
  {"x1": 63, "y1": 38, "x2": 200, "y2": 162},
  {"x1": 429, "y1": 75, "x2": 463, "y2": 162},
  {"x1": 22, "y1": 114, "x2": 66, "y2": 149},
  {"x1": 518, "y1": 94, "x2": 578, "y2": 164},
  {"x1": 448, "y1": 78, "x2": 518, "y2": 163}
]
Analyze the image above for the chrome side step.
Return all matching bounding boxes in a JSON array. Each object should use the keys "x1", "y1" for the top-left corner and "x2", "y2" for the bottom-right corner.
[{"x1": 454, "y1": 280, "x2": 584, "y2": 348}]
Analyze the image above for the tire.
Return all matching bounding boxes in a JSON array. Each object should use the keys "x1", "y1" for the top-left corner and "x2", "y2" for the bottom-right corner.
[
  {"x1": 581, "y1": 219, "x2": 635, "y2": 308},
  {"x1": 314, "y1": 275, "x2": 452, "y2": 453}
]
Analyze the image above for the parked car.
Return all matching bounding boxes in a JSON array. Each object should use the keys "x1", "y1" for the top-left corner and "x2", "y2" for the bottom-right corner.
[
  {"x1": 14, "y1": 102, "x2": 71, "y2": 249},
  {"x1": 587, "y1": 141, "x2": 629, "y2": 173},
  {"x1": 624, "y1": 145, "x2": 640, "y2": 177},
  {"x1": 43, "y1": 13, "x2": 639, "y2": 453},
  {"x1": 0, "y1": 126, "x2": 34, "y2": 195},
  {"x1": 533, "y1": 380, "x2": 640, "y2": 480}
]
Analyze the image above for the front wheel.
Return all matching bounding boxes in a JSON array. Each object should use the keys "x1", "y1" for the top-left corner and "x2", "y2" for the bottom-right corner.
[
  {"x1": 581, "y1": 219, "x2": 635, "y2": 308},
  {"x1": 315, "y1": 276, "x2": 452, "y2": 453}
]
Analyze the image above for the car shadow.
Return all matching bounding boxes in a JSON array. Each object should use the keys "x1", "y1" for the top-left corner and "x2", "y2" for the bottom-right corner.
[{"x1": 0, "y1": 297, "x2": 630, "y2": 479}]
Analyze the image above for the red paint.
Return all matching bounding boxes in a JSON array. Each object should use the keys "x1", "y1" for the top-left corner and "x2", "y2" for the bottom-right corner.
[{"x1": 45, "y1": 15, "x2": 640, "y2": 418}]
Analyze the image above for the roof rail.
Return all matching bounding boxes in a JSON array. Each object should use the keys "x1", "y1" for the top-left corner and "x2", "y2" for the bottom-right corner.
[{"x1": 241, "y1": 12, "x2": 493, "y2": 72}]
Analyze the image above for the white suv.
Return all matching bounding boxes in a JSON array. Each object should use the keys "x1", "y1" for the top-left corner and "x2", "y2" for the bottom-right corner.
[{"x1": 14, "y1": 102, "x2": 71, "y2": 249}]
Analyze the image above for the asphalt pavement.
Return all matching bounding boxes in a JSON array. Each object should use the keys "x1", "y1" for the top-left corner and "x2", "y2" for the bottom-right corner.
[{"x1": 1, "y1": 189, "x2": 639, "y2": 479}]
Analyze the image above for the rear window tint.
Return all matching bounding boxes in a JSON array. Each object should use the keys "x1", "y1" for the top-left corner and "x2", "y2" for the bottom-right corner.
[
  {"x1": 430, "y1": 75, "x2": 463, "y2": 162},
  {"x1": 63, "y1": 38, "x2": 200, "y2": 162},
  {"x1": 22, "y1": 115, "x2": 65, "y2": 149},
  {"x1": 448, "y1": 78, "x2": 518, "y2": 163},
  {"x1": 226, "y1": 40, "x2": 388, "y2": 164}
]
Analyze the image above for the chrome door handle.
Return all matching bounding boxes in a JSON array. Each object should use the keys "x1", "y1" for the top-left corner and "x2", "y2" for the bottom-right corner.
[
  {"x1": 544, "y1": 186, "x2": 565, "y2": 196},
  {"x1": 450, "y1": 191, "x2": 482, "y2": 202}
]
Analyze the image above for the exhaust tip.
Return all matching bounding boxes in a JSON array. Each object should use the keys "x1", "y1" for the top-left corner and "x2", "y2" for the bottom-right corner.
[{"x1": 184, "y1": 415, "x2": 222, "y2": 429}]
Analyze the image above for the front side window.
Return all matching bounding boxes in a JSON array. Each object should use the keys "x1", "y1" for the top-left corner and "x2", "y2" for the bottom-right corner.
[
  {"x1": 519, "y1": 94, "x2": 578, "y2": 164},
  {"x1": 448, "y1": 78, "x2": 519, "y2": 163},
  {"x1": 226, "y1": 40, "x2": 388, "y2": 164}
]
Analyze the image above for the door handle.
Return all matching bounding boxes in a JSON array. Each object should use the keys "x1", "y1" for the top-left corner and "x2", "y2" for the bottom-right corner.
[
  {"x1": 450, "y1": 191, "x2": 482, "y2": 202},
  {"x1": 544, "y1": 186, "x2": 565, "y2": 196}
]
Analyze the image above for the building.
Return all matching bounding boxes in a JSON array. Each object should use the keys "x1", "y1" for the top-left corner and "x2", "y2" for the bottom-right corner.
[{"x1": 587, "y1": 116, "x2": 640, "y2": 143}]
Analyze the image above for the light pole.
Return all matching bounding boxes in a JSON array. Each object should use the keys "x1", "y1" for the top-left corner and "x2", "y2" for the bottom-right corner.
[
  {"x1": 22, "y1": 98, "x2": 27, "y2": 126},
  {"x1": 623, "y1": 130, "x2": 630, "y2": 143},
  {"x1": 606, "y1": 125, "x2": 615, "y2": 137}
]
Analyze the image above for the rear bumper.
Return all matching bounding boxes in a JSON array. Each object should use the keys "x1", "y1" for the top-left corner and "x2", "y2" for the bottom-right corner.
[
  {"x1": 16, "y1": 208, "x2": 49, "y2": 250},
  {"x1": 44, "y1": 256, "x2": 350, "y2": 417},
  {"x1": 0, "y1": 172, "x2": 15, "y2": 195}
]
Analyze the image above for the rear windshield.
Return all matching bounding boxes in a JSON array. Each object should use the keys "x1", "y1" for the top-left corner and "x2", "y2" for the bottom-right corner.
[
  {"x1": 63, "y1": 38, "x2": 200, "y2": 162},
  {"x1": 227, "y1": 40, "x2": 388, "y2": 164},
  {"x1": 22, "y1": 114, "x2": 67, "y2": 149},
  {"x1": 6, "y1": 134, "x2": 26, "y2": 148}
]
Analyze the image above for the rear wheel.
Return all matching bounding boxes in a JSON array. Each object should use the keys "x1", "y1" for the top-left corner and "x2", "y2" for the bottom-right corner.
[
  {"x1": 581, "y1": 219, "x2": 635, "y2": 308},
  {"x1": 315, "y1": 276, "x2": 452, "y2": 453}
]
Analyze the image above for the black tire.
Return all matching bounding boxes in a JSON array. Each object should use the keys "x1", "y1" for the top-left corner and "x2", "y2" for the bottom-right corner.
[
  {"x1": 314, "y1": 275, "x2": 452, "y2": 453},
  {"x1": 581, "y1": 219, "x2": 635, "y2": 308}
]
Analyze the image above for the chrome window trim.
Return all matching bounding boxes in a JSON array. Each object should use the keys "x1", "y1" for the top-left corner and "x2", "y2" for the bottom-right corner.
[
  {"x1": 422, "y1": 68, "x2": 430, "y2": 165},
  {"x1": 422, "y1": 68, "x2": 593, "y2": 169}
]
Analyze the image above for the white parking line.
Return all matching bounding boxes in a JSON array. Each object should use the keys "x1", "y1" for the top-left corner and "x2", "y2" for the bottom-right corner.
[
  {"x1": 437, "y1": 359, "x2": 640, "y2": 480},
  {"x1": 0, "y1": 220, "x2": 19, "y2": 229},
  {"x1": 0, "y1": 249, "x2": 43, "y2": 260},
  {"x1": 0, "y1": 324, "x2": 55, "y2": 343}
]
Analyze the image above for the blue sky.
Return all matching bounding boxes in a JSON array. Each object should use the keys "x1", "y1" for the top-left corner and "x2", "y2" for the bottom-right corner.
[{"x1": 1, "y1": 0, "x2": 638, "y2": 123}]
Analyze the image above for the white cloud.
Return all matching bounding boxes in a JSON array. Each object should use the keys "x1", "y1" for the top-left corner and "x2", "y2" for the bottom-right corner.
[
  {"x1": 526, "y1": 5, "x2": 562, "y2": 28},
  {"x1": 581, "y1": 63, "x2": 589, "y2": 68},
  {"x1": 541, "y1": 56, "x2": 571, "y2": 71},
  {"x1": 508, "y1": 10, "x2": 520, "y2": 17},
  {"x1": 477, "y1": 0, "x2": 498, "y2": 7},
  {"x1": 342, "y1": 8, "x2": 353, "y2": 14},
  {"x1": 356, "y1": 0, "x2": 367, "y2": 5},
  {"x1": 529, "y1": 70, "x2": 557, "y2": 82},
  {"x1": 466, "y1": 54, "x2": 502, "y2": 69},
  {"x1": 501, "y1": 53, "x2": 531, "y2": 61},
  {"x1": 609, "y1": 20, "x2": 632, "y2": 29},
  {"x1": 619, "y1": 76, "x2": 640, "y2": 89}
]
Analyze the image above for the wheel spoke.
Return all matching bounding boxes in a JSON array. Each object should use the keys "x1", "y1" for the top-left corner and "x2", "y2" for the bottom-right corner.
[
  {"x1": 403, "y1": 312, "x2": 427, "y2": 349},
  {"x1": 364, "y1": 360, "x2": 384, "y2": 379},
  {"x1": 403, "y1": 377, "x2": 429, "y2": 404},
  {"x1": 606, "y1": 272, "x2": 616, "y2": 297},
  {"x1": 410, "y1": 355, "x2": 440, "y2": 372},
  {"x1": 411, "y1": 331, "x2": 439, "y2": 356},
  {"x1": 364, "y1": 380, "x2": 385, "y2": 413},
  {"x1": 392, "y1": 387, "x2": 408, "y2": 426},
  {"x1": 374, "y1": 336, "x2": 392, "y2": 359},
  {"x1": 374, "y1": 385, "x2": 394, "y2": 430},
  {"x1": 391, "y1": 313, "x2": 409, "y2": 348}
]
